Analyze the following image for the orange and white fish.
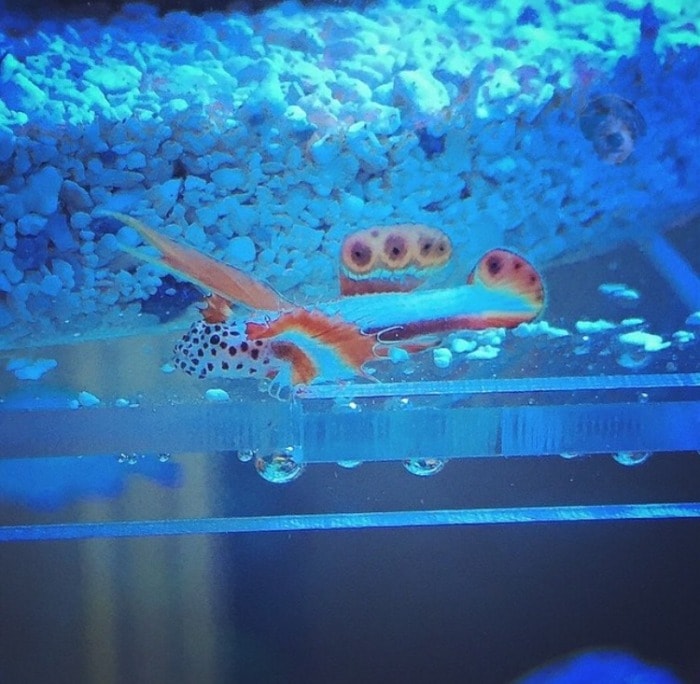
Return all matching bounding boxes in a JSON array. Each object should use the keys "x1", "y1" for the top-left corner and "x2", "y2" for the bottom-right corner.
[{"x1": 109, "y1": 213, "x2": 544, "y2": 388}]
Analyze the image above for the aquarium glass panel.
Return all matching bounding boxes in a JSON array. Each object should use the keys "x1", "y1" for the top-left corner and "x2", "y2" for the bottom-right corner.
[{"x1": 0, "y1": 0, "x2": 699, "y2": 539}]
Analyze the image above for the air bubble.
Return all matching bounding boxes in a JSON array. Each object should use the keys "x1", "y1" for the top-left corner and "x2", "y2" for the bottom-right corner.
[
  {"x1": 237, "y1": 449, "x2": 256, "y2": 463},
  {"x1": 337, "y1": 460, "x2": 362, "y2": 469},
  {"x1": 385, "y1": 396, "x2": 410, "y2": 410},
  {"x1": 255, "y1": 447, "x2": 305, "y2": 483},
  {"x1": 333, "y1": 398, "x2": 360, "y2": 413},
  {"x1": 613, "y1": 451, "x2": 651, "y2": 466},
  {"x1": 158, "y1": 453, "x2": 171, "y2": 463},
  {"x1": 403, "y1": 458, "x2": 447, "y2": 476}
]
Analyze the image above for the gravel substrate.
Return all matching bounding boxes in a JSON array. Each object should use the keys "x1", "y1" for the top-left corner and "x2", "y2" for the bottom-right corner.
[{"x1": 0, "y1": 0, "x2": 698, "y2": 346}]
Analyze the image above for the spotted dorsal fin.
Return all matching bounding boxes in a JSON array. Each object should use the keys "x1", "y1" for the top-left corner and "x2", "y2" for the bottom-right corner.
[
  {"x1": 339, "y1": 224, "x2": 452, "y2": 296},
  {"x1": 466, "y1": 249, "x2": 545, "y2": 319},
  {"x1": 106, "y1": 211, "x2": 288, "y2": 312}
]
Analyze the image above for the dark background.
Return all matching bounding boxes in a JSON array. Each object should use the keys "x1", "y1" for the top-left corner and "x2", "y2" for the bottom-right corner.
[
  {"x1": 0, "y1": 0, "x2": 363, "y2": 21},
  {"x1": 1, "y1": 454, "x2": 700, "y2": 683}
]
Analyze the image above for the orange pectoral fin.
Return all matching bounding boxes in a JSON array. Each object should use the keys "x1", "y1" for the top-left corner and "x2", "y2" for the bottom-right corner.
[
  {"x1": 269, "y1": 341, "x2": 318, "y2": 385},
  {"x1": 248, "y1": 308, "x2": 377, "y2": 384},
  {"x1": 106, "y1": 211, "x2": 287, "y2": 312}
]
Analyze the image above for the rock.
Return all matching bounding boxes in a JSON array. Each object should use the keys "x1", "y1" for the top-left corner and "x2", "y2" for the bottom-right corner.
[
  {"x1": 100, "y1": 169, "x2": 145, "y2": 188},
  {"x1": 70, "y1": 212, "x2": 92, "y2": 230},
  {"x1": 618, "y1": 331, "x2": 670, "y2": 352},
  {"x1": 0, "y1": 125, "x2": 15, "y2": 163},
  {"x1": 6, "y1": 357, "x2": 58, "y2": 380},
  {"x1": 84, "y1": 63, "x2": 142, "y2": 93},
  {"x1": 195, "y1": 204, "x2": 219, "y2": 228},
  {"x1": 365, "y1": 104, "x2": 402, "y2": 135},
  {"x1": 17, "y1": 213, "x2": 47, "y2": 236},
  {"x1": 184, "y1": 224, "x2": 207, "y2": 247},
  {"x1": 309, "y1": 134, "x2": 341, "y2": 165},
  {"x1": 45, "y1": 213, "x2": 77, "y2": 252},
  {"x1": 393, "y1": 69, "x2": 450, "y2": 117},
  {"x1": 77, "y1": 390, "x2": 101, "y2": 407},
  {"x1": 225, "y1": 236, "x2": 256, "y2": 263},
  {"x1": 125, "y1": 150, "x2": 147, "y2": 170},
  {"x1": 24, "y1": 166, "x2": 62, "y2": 215},
  {"x1": 39, "y1": 274, "x2": 63, "y2": 296},
  {"x1": 451, "y1": 338, "x2": 477, "y2": 353},
  {"x1": 466, "y1": 345, "x2": 500, "y2": 360},
  {"x1": 433, "y1": 347, "x2": 453, "y2": 368},
  {"x1": 205, "y1": 388, "x2": 230, "y2": 402},
  {"x1": 211, "y1": 167, "x2": 246, "y2": 191},
  {"x1": 346, "y1": 123, "x2": 387, "y2": 171},
  {"x1": 283, "y1": 105, "x2": 314, "y2": 132},
  {"x1": 147, "y1": 178, "x2": 182, "y2": 216},
  {"x1": 60, "y1": 180, "x2": 93, "y2": 211},
  {"x1": 52, "y1": 259, "x2": 75, "y2": 288}
]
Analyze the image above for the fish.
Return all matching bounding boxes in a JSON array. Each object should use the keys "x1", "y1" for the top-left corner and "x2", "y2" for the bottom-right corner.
[{"x1": 108, "y1": 212, "x2": 544, "y2": 388}]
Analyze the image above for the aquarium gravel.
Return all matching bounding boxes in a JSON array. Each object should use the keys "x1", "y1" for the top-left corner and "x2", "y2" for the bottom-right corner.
[{"x1": 0, "y1": 0, "x2": 698, "y2": 347}]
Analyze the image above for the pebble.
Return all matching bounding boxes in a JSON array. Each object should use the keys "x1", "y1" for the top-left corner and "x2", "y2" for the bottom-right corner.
[
  {"x1": 686, "y1": 311, "x2": 700, "y2": 326},
  {"x1": 513, "y1": 321, "x2": 570, "y2": 338},
  {"x1": 211, "y1": 167, "x2": 247, "y2": 191},
  {"x1": 672, "y1": 330, "x2": 695, "y2": 345},
  {"x1": 575, "y1": 319, "x2": 617, "y2": 334},
  {"x1": 450, "y1": 338, "x2": 477, "y2": 353},
  {"x1": 433, "y1": 347, "x2": 453, "y2": 368},
  {"x1": 17, "y1": 214, "x2": 47, "y2": 236},
  {"x1": 60, "y1": 180, "x2": 94, "y2": 211},
  {"x1": 84, "y1": 63, "x2": 142, "y2": 93},
  {"x1": 78, "y1": 390, "x2": 101, "y2": 407},
  {"x1": 23, "y1": 166, "x2": 62, "y2": 215},
  {"x1": 0, "y1": 0, "x2": 697, "y2": 354},
  {"x1": 618, "y1": 331, "x2": 671, "y2": 352},
  {"x1": 466, "y1": 345, "x2": 501, "y2": 360},
  {"x1": 205, "y1": 388, "x2": 231, "y2": 402},
  {"x1": 225, "y1": 236, "x2": 256, "y2": 263},
  {"x1": 6, "y1": 357, "x2": 58, "y2": 380},
  {"x1": 393, "y1": 69, "x2": 450, "y2": 116},
  {"x1": 388, "y1": 347, "x2": 410, "y2": 364},
  {"x1": 0, "y1": 125, "x2": 14, "y2": 163}
]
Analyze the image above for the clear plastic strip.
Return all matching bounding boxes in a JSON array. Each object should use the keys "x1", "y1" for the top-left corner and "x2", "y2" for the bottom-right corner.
[
  {"x1": 2, "y1": 502, "x2": 700, "y2": 542},
  {"x1": 299, "y1": 372, "x2": 700, "y2": 400}
]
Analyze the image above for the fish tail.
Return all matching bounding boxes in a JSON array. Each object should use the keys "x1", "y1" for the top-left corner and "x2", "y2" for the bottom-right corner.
[{"x1": 106, "y1": 211, "x2": 287, "y2": 312}]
